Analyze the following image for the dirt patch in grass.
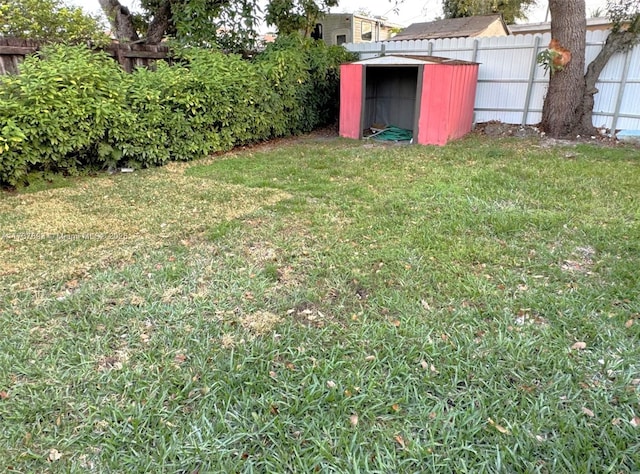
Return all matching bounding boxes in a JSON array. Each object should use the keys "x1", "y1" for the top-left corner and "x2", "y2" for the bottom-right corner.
[
  {"x1": 561, "y1": 245, "x2": 597, "y2": 274},
  {"x1": 240, "y1": 310, "x2": 282, "y2": 336},
  {"x1": 0, "y1": 169, "x2": 290, "y2": 289}
]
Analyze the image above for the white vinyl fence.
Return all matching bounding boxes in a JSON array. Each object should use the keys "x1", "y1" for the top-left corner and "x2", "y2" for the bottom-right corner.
[{"x1": 345, "y1": 31, "x2": 640, "y2": 131}]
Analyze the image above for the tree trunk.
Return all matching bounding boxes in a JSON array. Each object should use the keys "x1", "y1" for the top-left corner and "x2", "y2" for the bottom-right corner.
[
  {"x1": 98, "y1": 0, "x2": 140, "y2": 43},
  {"x1": 575, "y1": 29, "x2": 639, "y2": 135},
  {"x1": 541, "y1": 0, "x2": 586, "y2": 138},
  {"x1": 146, "y1": 0, "x2": 172, "y2": 45}
]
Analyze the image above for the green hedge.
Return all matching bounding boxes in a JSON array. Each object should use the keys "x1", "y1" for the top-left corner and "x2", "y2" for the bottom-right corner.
[{"x1": 0, "y1": 36, "x2": 355, "y2": 186}]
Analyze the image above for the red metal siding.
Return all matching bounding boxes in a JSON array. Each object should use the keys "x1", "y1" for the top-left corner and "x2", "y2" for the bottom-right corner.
[
  {"x1": 417, "y1": 63, "x2": 479, "y2": 146},
  {"x1": 447, "y1": 65, "x2": 479, "y2": 141},
  {"x1": 339, "y1": 64, "x2": 363, "y2": 139},
  {"x1": 418, "y1": 65, "x2": 453, "y2": 146}
]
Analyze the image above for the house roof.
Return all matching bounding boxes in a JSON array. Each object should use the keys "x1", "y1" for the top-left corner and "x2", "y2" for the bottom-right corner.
[
  {"x1": 391, "y1": 15, "x2": 508, "y2": 41},
  {"x1": 352, "y1": 55, "x2": 479, "y2": 66},
  {"x1": 509, "y1": 17, "x2": 612, "y2": 35}
]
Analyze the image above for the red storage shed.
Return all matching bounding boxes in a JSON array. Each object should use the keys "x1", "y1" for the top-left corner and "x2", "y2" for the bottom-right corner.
[{"x1": 339, "y1": 55, "x2": 479, "y2": 146}]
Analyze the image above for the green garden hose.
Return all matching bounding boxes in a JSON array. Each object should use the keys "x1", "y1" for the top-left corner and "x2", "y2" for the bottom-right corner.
[{"x1": 367, "y1": 126, "x2": 413, "y2": 142}]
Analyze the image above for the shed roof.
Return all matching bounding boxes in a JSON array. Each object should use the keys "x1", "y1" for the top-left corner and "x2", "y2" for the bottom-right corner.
[
  {"x1": 352, "y1": 55, "x2": 478, "y2": 66},
  {"x1": 391, "y1": 14, "x2": 508, "y2": 41}
]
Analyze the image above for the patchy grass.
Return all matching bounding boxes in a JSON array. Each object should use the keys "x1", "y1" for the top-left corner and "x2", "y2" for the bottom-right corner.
[
  {"x1": 0, "y1": 167, "x2": 289, "y2": 287},
  {"x1": 1, "y1": 134, "x2": 639, "y2": 472}
]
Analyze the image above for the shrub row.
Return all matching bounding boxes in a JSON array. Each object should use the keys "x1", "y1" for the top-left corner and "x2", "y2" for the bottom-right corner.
[{"x1": 0, "y1": 36, "x2": 355, "y2": 186}]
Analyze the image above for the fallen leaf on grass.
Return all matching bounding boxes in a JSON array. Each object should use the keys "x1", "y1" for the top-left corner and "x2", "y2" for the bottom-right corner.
[
  {"x1": 326, "y1": 380, "x2": 337, "y2": 389},
  {"x1": 48, "y1": 448, "x2": 63, "y2": 462},
  {"x1": 487, "y1": 418, "x2": 510, "y2": 434},
  {"x1": 391, "y1": 404, "x2": 401, "y2": 412},
  {"x1": 394, "y1": 435, "x2": 407, "y2": 449},
  {"x1": 174, "y1": 354, "x2": 187, "y2": 365},
  {"x1": 349, "y1": 414, "x2": 359, "y2": 427},
  {"x1": 625, "y1": 319, "x2": 634, "y2": 328},
  {"x1": 571, "y1": 341, "x2": 587, "y2": 350},
  {"x1": 611, "y1": 418, "x2": 622, "y2": 426},
  {"x1": 631, "y1": 417, "x2": 640, "y2": 428},
  {"x1": 0, "y1": 391, "x2": 8, "y2": 400},
  {"x1": 365, "y1": 355, "x2": 376, "y2": 361},
  {"x1": 582, "y1": 407, "x2": 595, "y2": 418}
]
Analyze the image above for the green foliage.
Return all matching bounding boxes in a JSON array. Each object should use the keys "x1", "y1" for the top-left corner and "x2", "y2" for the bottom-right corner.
[
  {"x1": 0, "y1": 45, "x2": 126, "y2": 185},
  {"x1": 0, "y1": 0, "x2": 108, "y2": 44},
  {"x1": 266, "y1": 0, "x2": 338, "y2": 36},
  {"x1": 257, "y1": 35, "x2": 356, "y2": 135},
  {"x1": 536, "y1": 48, "x2": 564, "y2": 75},
  {"x1": 170, "y1": 0, "x2": 262, "y2": 51},
  {"x1": 607, "y1": 0, "x2": 640, "y2": 34},
  {"x1": 442, "y1": 0, "x2": 537, "y2": 23},
  {"x1": 0, "y1": 38, "x2": 355, "y2": 186}
]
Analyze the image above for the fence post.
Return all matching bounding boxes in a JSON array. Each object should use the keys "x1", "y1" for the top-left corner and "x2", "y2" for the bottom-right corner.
[
  {"x1": 521, "y1": 35, "x2": 542, "y2": 126},
  {"x1": 427, "y1": 41, "x2": 433, "y2": 56},
  {"x1": 472, "y1": 39, "x2": 479, "y2": 62},
  {"x1": 380, "y1": 43, "x2": 386, "y2": 57},
  {"x1": 611, "y1": 49, "x2": 632, "y2": 133}
]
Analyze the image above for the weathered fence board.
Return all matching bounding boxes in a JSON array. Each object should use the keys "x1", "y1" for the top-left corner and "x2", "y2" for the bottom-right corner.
[{"x1": 0, "y1": 38, "x2": 171, "y2": 75}]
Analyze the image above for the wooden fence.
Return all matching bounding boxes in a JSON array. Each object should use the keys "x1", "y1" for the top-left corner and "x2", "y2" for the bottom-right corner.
[{"x1": 0, "y1": 37, "x2": 171, "y2": 75}]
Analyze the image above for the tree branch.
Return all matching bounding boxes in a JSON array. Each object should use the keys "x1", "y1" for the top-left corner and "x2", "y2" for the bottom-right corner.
[
  {"x1": 577, "y1": 29, "x2": 639, "y2": 134},
  {"x1": 146, "y1": 0, "x2": 172, "y2": 45},
  {"x1": 99, "y1": 0, "x2": 140, "y2": 42}
]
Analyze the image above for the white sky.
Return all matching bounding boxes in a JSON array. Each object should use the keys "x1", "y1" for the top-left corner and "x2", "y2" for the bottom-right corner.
[{"x1": 68, "y1": 0, "x2": 609, "y2": 31}]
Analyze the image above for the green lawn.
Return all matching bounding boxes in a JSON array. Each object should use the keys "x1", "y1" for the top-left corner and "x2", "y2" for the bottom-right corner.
[{"x1": 1, "y1": 134, "x2": 639, "y2": 472}]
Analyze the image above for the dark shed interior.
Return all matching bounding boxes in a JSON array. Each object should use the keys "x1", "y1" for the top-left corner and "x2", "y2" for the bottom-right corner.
[{"x1": 363, "y1": 66, "x2": 419, "y2": 132}]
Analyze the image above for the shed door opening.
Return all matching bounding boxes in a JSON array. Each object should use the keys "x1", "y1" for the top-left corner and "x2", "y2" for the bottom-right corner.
[{"x1": 363, "y1": 66, "x2": 419, "y2": 135}]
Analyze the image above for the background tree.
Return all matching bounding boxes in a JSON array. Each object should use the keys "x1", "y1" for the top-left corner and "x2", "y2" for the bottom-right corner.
[
  {"x1": 0, "y1": 0, "x2": 108, "y2": 44},
  {"x1": 442, "y1": 0, "x2": 537, "y2": 24},
  {"x1": 265, "y1": 0, "x2": 338, "y2": 36},
  {"x1": 541, "y1": 0, "x2": 640, "y2": 137},
  {"x1": 98, "y1": 0, "x2": 261, "y2": 50}
]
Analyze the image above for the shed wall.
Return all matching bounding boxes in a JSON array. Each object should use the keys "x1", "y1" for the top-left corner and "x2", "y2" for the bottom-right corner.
[
  {"x1": 339, "y1": 64, "x2": 364, "y2": 139},
  {"x1": 418, "y1": 64, "x2": 478, "y2": 145}
]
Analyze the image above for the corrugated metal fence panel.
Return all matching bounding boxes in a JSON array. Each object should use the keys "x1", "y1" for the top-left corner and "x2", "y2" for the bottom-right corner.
[
  {"x1": 590, "y1": 30, "x2": 618, "y2": 129},
  {"x1": 618, "y1": 42, "x2": 640, "y2": 129},
  {"x1": 346, "y1": 30, "x2": 640, "y2": 130}
]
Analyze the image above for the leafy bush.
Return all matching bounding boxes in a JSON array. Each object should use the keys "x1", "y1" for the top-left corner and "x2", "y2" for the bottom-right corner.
[
  {"x1": 0, "y1": 45, "x2": 126, "y2": 185},
  {"x1": 0, "y1": 37, "x2": 355, "y2": 186},
  {"x1": 256, "y1": 35, "x2": 356, "y2": 135}
]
